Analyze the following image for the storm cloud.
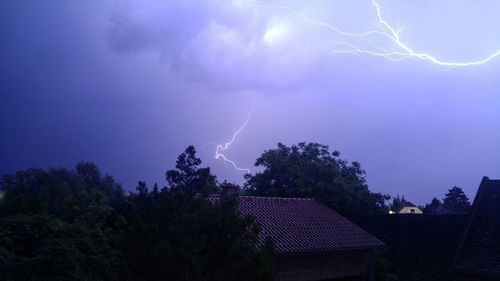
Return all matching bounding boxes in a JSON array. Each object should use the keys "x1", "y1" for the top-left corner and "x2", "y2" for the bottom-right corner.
[{"x1": 1, "y1": 0, "x2": 500, "y2": 204}]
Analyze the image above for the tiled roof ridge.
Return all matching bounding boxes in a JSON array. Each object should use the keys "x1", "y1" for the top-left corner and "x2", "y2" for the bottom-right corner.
[
  {"x1": 238, "y1": 195, "x2": 315, "y2": 201},
  {"x1": 211, "y1": 193, "x2": 385, "y2": 253},
  {"x1": 401, "y1": 201, "x2": 417, "y2": 207}
]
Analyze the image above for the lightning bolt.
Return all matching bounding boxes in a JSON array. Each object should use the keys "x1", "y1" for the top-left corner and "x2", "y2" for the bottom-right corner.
[
  {"x1": 370, "y1": 0, "x2": 500, "y2": 66},
  {"x1": 239, "y1": 0, "x2": 500, "y2": 67},
  {"x1": 215, "y1": 107, "x2": 253, "y2": 174}
]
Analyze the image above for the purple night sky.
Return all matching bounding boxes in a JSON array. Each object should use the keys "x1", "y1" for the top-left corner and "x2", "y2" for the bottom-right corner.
[{"x1": 1, "y1": 0, "x2": 499, "y2": 204}]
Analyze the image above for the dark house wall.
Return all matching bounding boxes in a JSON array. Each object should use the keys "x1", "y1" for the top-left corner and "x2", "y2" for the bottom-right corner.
[
  {"x1": 357, "y1": 214, "x2": 467, "y2": 281},
  {"x1": 276, "y1": 250, "x2": 374, "y2": 281}
]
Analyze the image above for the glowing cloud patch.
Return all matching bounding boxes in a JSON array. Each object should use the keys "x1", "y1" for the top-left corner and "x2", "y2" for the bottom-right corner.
[{"x1": 262, "y1": 22, "x2": 289, "y2": 46}]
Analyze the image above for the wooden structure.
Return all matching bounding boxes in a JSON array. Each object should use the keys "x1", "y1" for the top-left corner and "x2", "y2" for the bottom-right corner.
[{"x1": 236, "y1": 196, "x2": 384, "y2": 281}]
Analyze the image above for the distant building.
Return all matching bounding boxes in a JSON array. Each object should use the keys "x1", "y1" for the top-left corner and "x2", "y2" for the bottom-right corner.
[
  {"x1": 454, "y1": 177, "x2": 500, "y2": 280},
  {"x1": 214, "y1": 195, "x2": 384, "y2": 281},
  {"x1": 359, "y1": 177, "x2": 500, "y2": 281},
  {"x1": 395, "y1": 201, "x2": 423, "y2": 214}
]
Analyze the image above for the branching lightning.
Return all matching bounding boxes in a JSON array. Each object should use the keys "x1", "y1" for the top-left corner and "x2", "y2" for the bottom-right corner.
[
  {"x1": 215, "y1": 108, "x2": 254, "y2": 174},
  {"x1": 369, "y1": 0, "x2": 500, "y2": 66},
  {"x1": 240, "y1": 0, "x2": 500, "y2": 67},
  {"x1": 219, "y1": 1, "x2": 498, "y2": 174}
]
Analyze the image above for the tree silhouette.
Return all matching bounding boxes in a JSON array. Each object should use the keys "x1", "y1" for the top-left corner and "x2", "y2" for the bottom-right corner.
[
  {"x1": 442, "y1": 186, "x2": 471, "y2": 214},
  {"x1": 244, "y1": 142, "x2": 389, "y2": 218},
  {"x1": 0, "y1": 148, "x2": 274, "y2": 281},
  {"x1": 125, "y1": 146, "x2": 274, "y2": 281},
  {"x1": 423, "y1": 197, "x2": 442, "y2": 214},
  {"x1": 390, "y1": 195, "x2": 407, "y2": 212},
  {"x1": 166, "y1": 145, "x2": 218, "y2": 196}
]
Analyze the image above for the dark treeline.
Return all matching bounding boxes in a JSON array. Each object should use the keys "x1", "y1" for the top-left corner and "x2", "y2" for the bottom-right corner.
[
  {"x1": 421, "y1": 186, "x2": 471, "y2": 214},
  {"x1": 389, "y1": 186, "x2": 472, "y2": 215},
  {"x1": 0, "y1": 143, "x2": 388, "y2": 281}
]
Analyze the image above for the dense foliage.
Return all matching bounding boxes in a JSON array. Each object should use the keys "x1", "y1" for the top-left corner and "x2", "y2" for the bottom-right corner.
[
  {"x1": 0, "y1": 142, "x2": 394, "y2": 280},
  {"x1": 0, "y1": 214, "x2": 121, "y2": 281},
  {"x1": 0, "y1": 163, "x2": 126, "y2": 280},
  {"x1": 244, "y1": 142, "x2": 389, "y2": 218},
  {"x1": 0, "y1": 146, "x2": 274, "y2": 281}
]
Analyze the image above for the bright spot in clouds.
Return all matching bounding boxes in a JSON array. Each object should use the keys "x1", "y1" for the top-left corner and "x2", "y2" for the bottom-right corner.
[{"x1": 262, "y1": 22, "x2": 290, "y2": 46}]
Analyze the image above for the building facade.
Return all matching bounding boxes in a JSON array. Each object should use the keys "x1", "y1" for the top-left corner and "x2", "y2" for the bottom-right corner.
[{"x1": 235, "y1": 196, "x2": 384, "y2": 281}]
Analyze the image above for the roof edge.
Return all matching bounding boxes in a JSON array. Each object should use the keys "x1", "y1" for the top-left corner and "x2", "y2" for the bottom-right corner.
[
  {"x1": 238, "y1": 195, "x2": 316, "y2": 201},
  {"x1": 453, "y1": 176, "x2": 492, "y2": 268},
  {"x1": 277, "y1": 244, "x2": 385, "y2": 256}
]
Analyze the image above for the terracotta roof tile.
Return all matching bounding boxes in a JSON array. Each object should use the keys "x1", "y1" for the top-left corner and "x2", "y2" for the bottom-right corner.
[{"x1": 233, "y1": 196, "x2": 384, "y2": 254}]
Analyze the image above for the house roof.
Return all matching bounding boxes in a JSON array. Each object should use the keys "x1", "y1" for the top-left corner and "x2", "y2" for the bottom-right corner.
[
  {"x1": 396, "y1": 200, "x2": 419, "y2": 212},
  {"x1": 454, "y1": 177, "x2": 500, "y2": 277},
  {"x1": 233, "y1": 196, "x2": 384, "y2": 254}
]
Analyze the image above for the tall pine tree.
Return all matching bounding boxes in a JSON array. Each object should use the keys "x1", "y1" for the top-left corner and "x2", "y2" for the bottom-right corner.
[{"x1": 442, "y1": 186, "x2": 471, "y2": 214}]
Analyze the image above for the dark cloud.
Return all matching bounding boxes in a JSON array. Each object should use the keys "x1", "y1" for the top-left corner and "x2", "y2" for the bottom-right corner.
[
  {"x1": 105, "y1": 0, "x2": 324, "y2": 91},
  {"x1": 1, "y1": 0, "x2": 500, "y2": 204}
]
